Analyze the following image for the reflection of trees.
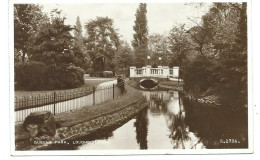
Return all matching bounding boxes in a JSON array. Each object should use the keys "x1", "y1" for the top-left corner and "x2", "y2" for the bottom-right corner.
[
  {"x1": 168, "y1": 112, "x2": 190, "y2": 149},
  {"x1": 134, "y1": 107, "x2": 149, "y2": 149},
  {"x1": 183, "y1": 99, "x2": 248, "y2": 149},
  {"x1": 167, "y1": 95, "x2": 192, "y2": 149},
  {"x1": 149, "y1": 93, "x2": 168, "y2": 114}
]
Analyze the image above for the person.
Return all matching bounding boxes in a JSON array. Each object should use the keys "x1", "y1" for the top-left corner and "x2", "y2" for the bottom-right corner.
[{"x1": 117, "y1": 75, "x2": 125, "y2": 92}]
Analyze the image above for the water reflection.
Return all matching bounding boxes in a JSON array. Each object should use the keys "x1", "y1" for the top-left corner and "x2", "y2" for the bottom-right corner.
[
  {"x1": 43, "y1": 90, "x2": 247, "y2": 150},
  {"x1": 183, "y1": 99, "x2": 248, "y2": 148},
  {"x1": 144, "y1": 91, "x2": 205, "y2": 149},
  {"x1": 134, "y1": 107, "x2": 149, "y2": 149}
]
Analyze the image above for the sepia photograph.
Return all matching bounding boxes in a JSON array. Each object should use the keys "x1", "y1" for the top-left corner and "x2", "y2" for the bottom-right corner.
[{"x1": 10, "y1": 0, "x2": 252, "y2": 155}]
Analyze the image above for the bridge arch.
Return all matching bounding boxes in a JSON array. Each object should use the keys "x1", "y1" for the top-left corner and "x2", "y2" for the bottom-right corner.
[{"x1": 139, "y1": 78, "x2": 158, "y2": 89}]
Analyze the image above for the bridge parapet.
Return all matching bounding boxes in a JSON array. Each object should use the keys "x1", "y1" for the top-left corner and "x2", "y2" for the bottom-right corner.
[{"x1": 130, "y1": 65, "x2": 179, "y2": 78}]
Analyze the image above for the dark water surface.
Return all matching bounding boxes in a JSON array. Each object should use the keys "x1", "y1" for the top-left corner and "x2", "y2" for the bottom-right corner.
[
  {"x1": 43, "y1": 90, "x2": 248, "y2": 150},
  {"x1": 74, "y1": 90, "x2": 248, "y2": 150}
]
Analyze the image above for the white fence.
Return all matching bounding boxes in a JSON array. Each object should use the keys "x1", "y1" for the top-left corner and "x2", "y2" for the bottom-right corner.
[{"x1": 15, "y1": 82, "x2": 124, "y2": 122}]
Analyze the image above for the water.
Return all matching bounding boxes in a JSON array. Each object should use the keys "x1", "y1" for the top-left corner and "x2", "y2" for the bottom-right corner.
[{"x1": 44, "y1": 90, "x2": 248, "y2": 150}]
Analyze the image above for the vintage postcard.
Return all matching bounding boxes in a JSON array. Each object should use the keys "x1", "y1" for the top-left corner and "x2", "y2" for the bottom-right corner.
[{"x1": 10, "y1": 0, "x2": 253, "y2": 155}]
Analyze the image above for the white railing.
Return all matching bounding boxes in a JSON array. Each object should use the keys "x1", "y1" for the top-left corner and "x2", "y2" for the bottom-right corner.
[
  {"x1": 130, "y1": 66, "x2": 179, "y2": 78},
  {"x1": 150, "y1": 68, "x2": 163, "y2": 76}
]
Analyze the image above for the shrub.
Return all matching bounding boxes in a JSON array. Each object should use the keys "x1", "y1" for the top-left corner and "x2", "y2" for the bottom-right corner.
[
  {"x1": 183, "y1": 55, "x2": 213, "y2": 97},
  {"x1": 15, "y1": 61, "x2": 48, "y2": 90},
  {"x1": 63, "y1": 65, "x2": 84, "y2": 88},
  {"x1": 86, "y1": 68, "x2": 94, "y2": 77},
  {"x1": 46, "y1": 65, "x2": 84, "y2": 89},
  {"x1": 103, "y1": 71, "x2": 113, "y2": 77},
  {"x1": 15, "y1": 61, "x2": 85, "y2": 90}
]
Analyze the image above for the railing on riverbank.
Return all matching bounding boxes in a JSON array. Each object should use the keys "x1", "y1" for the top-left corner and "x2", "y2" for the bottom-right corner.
[{"x1": 15, "y1": 81, "x2": 125, "y2": 122}]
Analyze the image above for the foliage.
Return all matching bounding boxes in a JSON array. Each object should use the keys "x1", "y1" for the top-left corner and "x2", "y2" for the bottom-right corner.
[
  {"x1": 86, "y1": 68, "x2": 94, "y2": 77},
  {"x1": 60, "y1": 65, "x2": 85, "y2": 89},
  {"x1": 45, "y1": 64, "x2": 84, "y2": 90},
  {"x1": 132, "y1": 3, "x2": 149, "y2": 67},
  {"x1": 182, "y1": 2, "x2": 247, "y2": 108},
  {"x1": 74, "y1": 16, "x2": 83, "y2": 45},
  {"x1": 73, "y1": 16, "x2": 89, "y2": 70},
  {"x1": 30, "y1": 10, "x2": 75, "y2": 65},
  {"x1": 168, "y1": 25, "x2": 194, "y2": 68},
  {"x1": 14, "y1": 4, "x2": 48, "y2": 63},
  {"x1": 103, "y1": 71, "x2": 113, "y2": 77},
  {"x1": 148, "y1": 33, "x2": 171, "y2": 66},
  {"x1": 115, "y1": 41, "x2": 133, "y2": 76},
  {"x1": 15, "y1": 61, "x2": 47, "y2": 90},
  {"x1": 183, "y1": 55, "x2": 213, "y2": 97},
  {"x1": 15, "y1": 61, "x2": 84, "y2": 90},
  {"x1": 85, "y1": 17, "x2": 120, "y2": 73}
]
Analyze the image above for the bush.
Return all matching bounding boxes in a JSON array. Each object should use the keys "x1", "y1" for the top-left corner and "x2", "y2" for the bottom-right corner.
[
  {"x1": 86, "y1": 68, "x2": 94, "y2": 77},
  {"x1": 183, "y1": 55, "x2": 213, "y2": 97},
  {"x1": 103, "y1": 71, "x2": 113, "y2": 77},
  {"x1": 63, "y1": 65, "x2": 85, "y2": 88},
  {"x1": 15, "y1": 61, "x2": 48, "y2": 90},
  {"x1": 15, "y1": 61, "x2": 84, "y2": 90},
  {"x1": 46, "y1": 65, "x2": 84, "y2": 90}
]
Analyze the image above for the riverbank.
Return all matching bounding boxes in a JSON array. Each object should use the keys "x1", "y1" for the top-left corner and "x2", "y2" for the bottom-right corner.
[
  {"x1": 158, "y1": 80, "x2": 183, "y2": 91},
  {"x1": 183, "y1": 90, "x2": 248, "y2": 112},
  {"x1": 15, "y1": 82, "x2": 148, "y2": 150}
]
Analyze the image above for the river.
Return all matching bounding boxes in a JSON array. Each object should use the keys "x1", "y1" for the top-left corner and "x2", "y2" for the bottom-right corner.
[{"x1": 50, "y1": 89, "x2": 247, "y2": 150}]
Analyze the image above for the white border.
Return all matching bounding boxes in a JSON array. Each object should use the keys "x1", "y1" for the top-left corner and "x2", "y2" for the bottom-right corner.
[{"x1": 9, "y1": 0, "x2": 253, "y2": 156}]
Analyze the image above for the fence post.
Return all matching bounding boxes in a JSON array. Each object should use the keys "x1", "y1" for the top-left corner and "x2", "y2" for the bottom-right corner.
[
  {"x1": 93, "y1": 87, "x2": 95, "y2": 105},
  {"x1": 53, "y1": 92, "x2": 56, "y2": 115},
  {"x1": 113, "y1": 84, "x2": 115, "y2": 99}
]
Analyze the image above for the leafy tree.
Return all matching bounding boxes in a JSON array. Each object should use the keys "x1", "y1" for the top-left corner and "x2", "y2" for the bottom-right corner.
[
  {"x1": 168, "y1": 25, "x2": 193, "y2": 68},
  {"x1": 74, "y1": 16, "x2": 83, "y2": 45},
  {"x1": 85, "y1": 17, "x2": 120, "y2": 74},
  {"x1": 73, "y1": 16, "x2": 88, "y2": 70},
  {"x1": 132, "y1": 3, "x2": 149, "y2": 67},
  {"x1": 115, "y1": 41, "x2": 134, "y2": 76},
  {"x1": 14, "y1": 4, "x2": 47, "y2": 63},
  {"x1": 148, "y1": 33, "x2": 171, "y2": 66},
  {"x1": 183, "y1": 2, "x2": 248, "y2": 108},
  {"x1": 30, "y1": 10, "x2": 75, "y2": 66}
]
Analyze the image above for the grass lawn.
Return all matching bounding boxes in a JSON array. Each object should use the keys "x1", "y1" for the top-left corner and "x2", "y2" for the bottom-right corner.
[{"x1": 15, "y1": 77, "x2": 116, "y2": 99}]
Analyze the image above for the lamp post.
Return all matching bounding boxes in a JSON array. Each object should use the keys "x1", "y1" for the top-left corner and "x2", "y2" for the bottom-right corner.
[
  {"x1": 147, "y1": 56, "x2": 150, "y2": 65},
  {"x1": 159, "y1": 57, "x2": 162, "y2": 66}
]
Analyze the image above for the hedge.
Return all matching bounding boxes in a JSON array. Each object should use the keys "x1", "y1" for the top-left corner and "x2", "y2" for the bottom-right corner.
[{"x1": 15, "y1": 61, "x2": 84, "y2": 90}]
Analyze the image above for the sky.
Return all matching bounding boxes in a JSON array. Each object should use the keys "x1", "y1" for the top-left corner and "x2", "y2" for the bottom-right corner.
[{"x1": 41, "y1": 3, "x2": 210, "y2": 43}]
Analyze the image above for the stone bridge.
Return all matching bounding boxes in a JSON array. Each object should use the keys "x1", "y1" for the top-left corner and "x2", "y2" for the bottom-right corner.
[
  {"x1": 130, "y1": 65, "x2": 179, "y2": 78},
  {"x1": 129, "y1": 65, "x2": 180, "y2": 88}
]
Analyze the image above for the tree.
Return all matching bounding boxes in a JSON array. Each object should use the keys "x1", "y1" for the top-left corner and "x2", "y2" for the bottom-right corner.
[
  {"x1": 85, "y1": 17, "x2": 120, "y2": 74},
  {"x1": 14, "y1": 4, "x2": 47, "y2": 63},
  {"x1": 30, "y1": 9, "x2": 75, "y2": 66},
  {"x1": 74, "y1": 16, "x2": 83, "y2": 44},
  {"x1": 115, "y1": 41, "x2": 134, "y2": 76},
  {"x1": 183, "y1": 2, "x2": 248, "y2": 108},
  {"x1": 148, "y1": 33, "x2": 171, "y2": 67},
  {"x1": 132, "y1": 3, "x2": 149, "y2": 67},
  {"x1": 168, "y1": 25, "x2": 193, "y2": 68},
  {"x1": 73, "y1": 16, "x2": 88, "y2": 70}
]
